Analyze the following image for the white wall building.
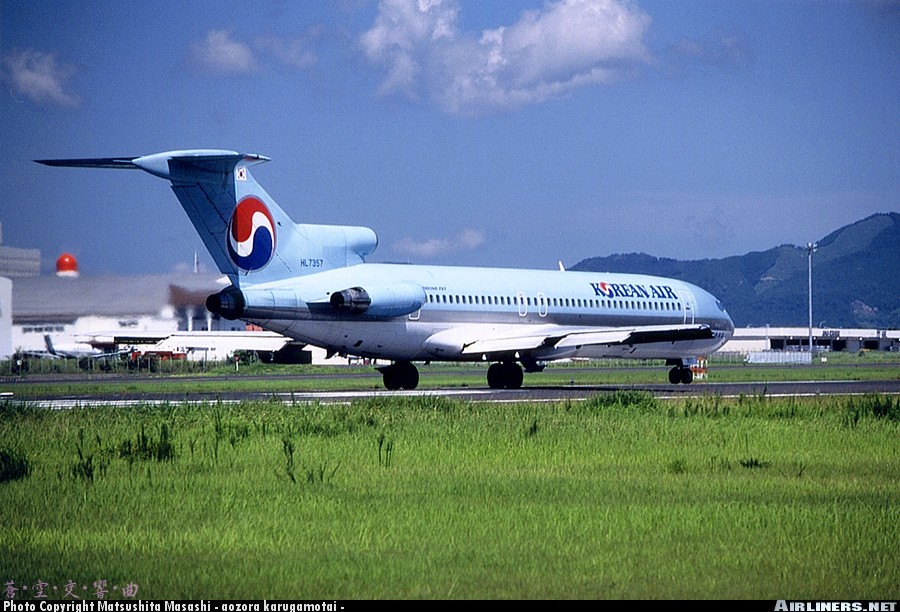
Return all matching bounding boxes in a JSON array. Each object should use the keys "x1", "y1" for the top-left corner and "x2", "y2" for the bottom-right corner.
[
  {"x1": 0, "y1": 277, "x2": 12, "y2": 358},
  {"x1": 10, "y1": 273, "x2": 255, "y2": 360},
  {"x1": 720, "y1": 326, "x2": 900, "y2": 354},
  {"x1": 7, "y1": 272, "x2": 355, "y2": 364}
]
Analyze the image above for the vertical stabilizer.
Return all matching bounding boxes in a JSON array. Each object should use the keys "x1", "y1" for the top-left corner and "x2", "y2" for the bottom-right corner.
[{"x1": 36, "y1": 150, "x2": 379, "y2": 287}]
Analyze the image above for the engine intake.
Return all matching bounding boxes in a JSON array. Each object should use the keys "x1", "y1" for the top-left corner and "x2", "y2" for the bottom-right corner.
[
  {"x1": 206, "y1": 286, "x2": 246, "y2": 320},
  {"x1": 330, "y1": 287, "x2": 371, "y2": 315}
]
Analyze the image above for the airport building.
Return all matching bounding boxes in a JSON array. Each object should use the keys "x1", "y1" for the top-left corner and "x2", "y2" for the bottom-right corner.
[
  {"x1": 720, "y1": 327, "x2": 899, "y2": 363},
  {"x1": 0, "y1": 223, "x2": 41, "y2": 278},
  {"x1": 6, "y1": 253, "x2": 279, "y2": 360},
  {"x1": 722, "y1": 326, "x2": 900, "y2": 354},
  {"x1": 1, "y1": 252, "x2": 347, "y2": 364},
  {"x1": 0, "y1": 277, "x2": 11, "y2": 359}
]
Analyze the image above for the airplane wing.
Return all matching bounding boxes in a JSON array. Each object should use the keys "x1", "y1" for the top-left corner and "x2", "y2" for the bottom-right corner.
[
  {"x1": 444, "y1": 324, "x2": 714, "y2": 357},
  {"x1": 551, "y1": 324, "x2": 714, "y2": 349}
]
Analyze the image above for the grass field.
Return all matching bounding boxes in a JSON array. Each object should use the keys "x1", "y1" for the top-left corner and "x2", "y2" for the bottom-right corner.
[{"x1": 1, "y1": 392, "x2": 898, "y2": 600}]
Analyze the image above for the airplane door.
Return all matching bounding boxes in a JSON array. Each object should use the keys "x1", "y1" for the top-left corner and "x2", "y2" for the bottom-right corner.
[
  {"x1": 677, "y1": 289, "x2": 695, "y2": 324},
  {"x1": 537, "y1": 292, "x2": 548, "y2": 317},
  {"x1": 516, "y1": 291, "x2": 527, "y2": 317}
]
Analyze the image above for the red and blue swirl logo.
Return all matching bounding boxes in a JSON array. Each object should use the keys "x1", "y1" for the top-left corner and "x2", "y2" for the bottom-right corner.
[{"x1": 227, "y1": 196, "x2": 276, "y2": 271}]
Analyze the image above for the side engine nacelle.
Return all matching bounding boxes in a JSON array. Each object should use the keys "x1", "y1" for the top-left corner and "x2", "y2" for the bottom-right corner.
[
  {"x1": 206, "y1": 285, "x2": 305, "y2": 322},
  {"x1": 329, "y1": 282, "x2": 426, "y2": 317}
]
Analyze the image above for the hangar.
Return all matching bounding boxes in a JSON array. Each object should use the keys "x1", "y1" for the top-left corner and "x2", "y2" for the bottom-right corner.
[
  {"x1": 6, "y1": 269, "x2": 283, "y2": 359},
  {"x1": 720, "y1": 326, "x2": 900, "y2": 355},
  {"x1": 1, "y1": 248, "x2": 304, "y2": 363}
]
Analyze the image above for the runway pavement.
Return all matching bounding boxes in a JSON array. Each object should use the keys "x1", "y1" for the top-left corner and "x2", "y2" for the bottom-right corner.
[{"x1": 4, "y1": 375, "x2": 899, "y2": 409}]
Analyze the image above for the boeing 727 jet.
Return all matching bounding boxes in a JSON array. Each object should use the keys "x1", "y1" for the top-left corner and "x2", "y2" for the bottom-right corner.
[{"x1": 37, "y1": 150, "x2": 734, "y2": 389}]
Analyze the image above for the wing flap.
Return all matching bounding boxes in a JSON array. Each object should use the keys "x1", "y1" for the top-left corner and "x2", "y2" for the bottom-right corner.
[
  {"x1": 461, "y1": 335, "x2": 551, "y2": 355},
  {"x1": 453, "y1": 324, "x2": 712, "y2": 356},
  {"x1": 426, "y1": 323, "x2": 713, "y2": 358},
  {"x1": 555, "y1": 324, "x2": 713, "y2": 348}
]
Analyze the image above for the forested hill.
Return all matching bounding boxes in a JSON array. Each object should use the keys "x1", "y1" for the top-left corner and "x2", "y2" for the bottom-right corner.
[{"x1": 571, "y1": 213, "x2": 900, "y2": 328}]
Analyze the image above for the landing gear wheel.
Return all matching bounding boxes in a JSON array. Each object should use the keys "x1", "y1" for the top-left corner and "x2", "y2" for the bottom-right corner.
[
  {"x1": 380, "y1": 361, "x2": 419, "y2": 390},
  {"x1": 487, "y1": 362, "x2": 524, "y2": 389},
  {"x1": 487, "y1": 363, "x2": 505, "y2": 389},
  {"x1": 668, "y1": 367, "x2": 680, "y2": 384},
  {"x1": 668, "y1": 366, "x2": 694, "y2": 385},
  {"x1": 506, "y1": 362, "x2": 524, "y2": 389},
  {"x1": 382, "y1": 368, "x2": 401, "y2": 390}
]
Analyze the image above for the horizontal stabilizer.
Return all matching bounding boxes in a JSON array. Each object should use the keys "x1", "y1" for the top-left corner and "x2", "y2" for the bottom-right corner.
[
  {"x1": 35, "y1": 150, "x2": 271, "y2": 180},
  {"x1": 35, "y1": 157, "x2": 140, "y2": 169}
]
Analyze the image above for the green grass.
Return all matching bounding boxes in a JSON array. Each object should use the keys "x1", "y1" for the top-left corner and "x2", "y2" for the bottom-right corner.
[{"x1": 1, "y1": 393, "x2": 898, "y2": 599}]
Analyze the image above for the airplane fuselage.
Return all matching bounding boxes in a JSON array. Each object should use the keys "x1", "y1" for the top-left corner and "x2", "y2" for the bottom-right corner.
[{"x1": 226, "y1": 263, "x2": 734, "y2": 363}]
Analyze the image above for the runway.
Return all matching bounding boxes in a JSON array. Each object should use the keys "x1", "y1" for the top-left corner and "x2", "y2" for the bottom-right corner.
[
  {"x1": 284, "y1": 378, "x2": 900, "y2": 403},
  {"x1": 5, "y1": 376, "x2": 899, "y2": 409}
]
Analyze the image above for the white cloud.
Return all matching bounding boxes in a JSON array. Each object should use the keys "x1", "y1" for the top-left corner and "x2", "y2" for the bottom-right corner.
[
  {"x1": 457, "y1": 228, "x2": 486, "y2": 249},
  {"x1": 393, "y1": 228, "x2": 486, "y2": 258},
  {"x1": 361, "y1": 0, "x2": 459, "y2": 97},
  {"x1": 188, "y1": 30, "x2": 257, "y2": 74},
  {"x1": 1, "y1": 50, "x2": 80, "y2": 107},
  {"x1": 256, "y1": 32, "x2": 319, "y2": 69},
  {"x1": 188, "y1": 30, "x2": 320, "y2": 75},
  {"x1": 664, "y1": 28, "x2": 754, "y2": 75},
  {"x1": 361, "y1": 0, "x2": 652, "y2": 114}
]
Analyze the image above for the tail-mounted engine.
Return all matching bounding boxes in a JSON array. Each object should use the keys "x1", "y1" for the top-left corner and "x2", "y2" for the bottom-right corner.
[
  {"x1": 205, "y1": 281, "x2": 426, "y2": 321},
  {"x1": 330, "y1": 283, "x2": 426, "y2": 317}
]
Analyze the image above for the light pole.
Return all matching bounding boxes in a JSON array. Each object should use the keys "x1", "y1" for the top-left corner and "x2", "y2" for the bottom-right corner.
[{"x1": 807, "y1": 242, "x2": 817, "y2": 354}]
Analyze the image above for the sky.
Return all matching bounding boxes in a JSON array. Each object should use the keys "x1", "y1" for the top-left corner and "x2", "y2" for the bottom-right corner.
[{"x1": 1, "y1": 0, "x2": 898, "y2": 276}]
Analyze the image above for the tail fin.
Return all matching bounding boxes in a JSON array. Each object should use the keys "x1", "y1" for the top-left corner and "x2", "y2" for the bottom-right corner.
[
  {"x1": 44, "y1": 334, "x2": 57, "y2": 355},
  {"x1": 36, "y1": 150, "x2": 378, "y2": 286}
]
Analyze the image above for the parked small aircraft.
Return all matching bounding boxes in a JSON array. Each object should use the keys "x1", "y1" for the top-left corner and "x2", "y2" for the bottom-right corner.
[
  {"x1": 43, "y1": 334, "x2": 131, "y2": 360},
  {"x1": 38, "y1": 150, "x2": 734, "y2": 389}
]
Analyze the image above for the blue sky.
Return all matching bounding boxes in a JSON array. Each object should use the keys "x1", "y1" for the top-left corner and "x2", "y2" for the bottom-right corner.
[{"x1": 1, "y1": 0, "x2": 897, "y2": 276}]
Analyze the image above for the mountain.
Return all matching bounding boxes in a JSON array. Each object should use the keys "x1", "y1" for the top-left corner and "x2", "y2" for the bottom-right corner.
[{"x1": 571, "y1": 213, "x2": 900, "y2": 328}]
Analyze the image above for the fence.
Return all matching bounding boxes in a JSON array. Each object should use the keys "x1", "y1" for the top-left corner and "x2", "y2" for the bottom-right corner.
[{"x1": 0, "y1": 354, "x2": 222, "y2": 376}]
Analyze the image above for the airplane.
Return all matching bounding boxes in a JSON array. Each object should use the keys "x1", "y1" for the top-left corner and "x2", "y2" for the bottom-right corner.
[
  {"x1": 37, "y1": 150, "x2": 735, "y2": 390},
  {"x1": 42, "y1": 334, "x2": 132, "y2": 360}
]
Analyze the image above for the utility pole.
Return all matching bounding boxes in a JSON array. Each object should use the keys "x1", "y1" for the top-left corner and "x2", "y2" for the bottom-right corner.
[{"x1": 807, "y1": 242, "x2": 817, "y2": 355}]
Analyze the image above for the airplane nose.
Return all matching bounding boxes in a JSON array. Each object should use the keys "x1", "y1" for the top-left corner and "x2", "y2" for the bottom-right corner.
[
  {"x1": 704, "y1": 292, "x2": 734, "y2": 335},
  {"x1": 717, "y1": 301, "x2": 735, "y2": 335}
]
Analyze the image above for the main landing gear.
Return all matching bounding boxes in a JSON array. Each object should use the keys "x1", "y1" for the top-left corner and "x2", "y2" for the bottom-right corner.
[
  {"x1": 377, "y1": 360, "x2": 526, "y2": 390},
  {"x1": 377, "y1": 361, "x2": 420, "y2": 390},
  {"x1": 377, "y1": 359, "x2": 691, "y2": 389},
  {"x1": 668, "y1": 365, "x2": 694, "y2": 385},
  {"x1": 487, "y1": 361, "x2": 524, "y2": 389}
]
